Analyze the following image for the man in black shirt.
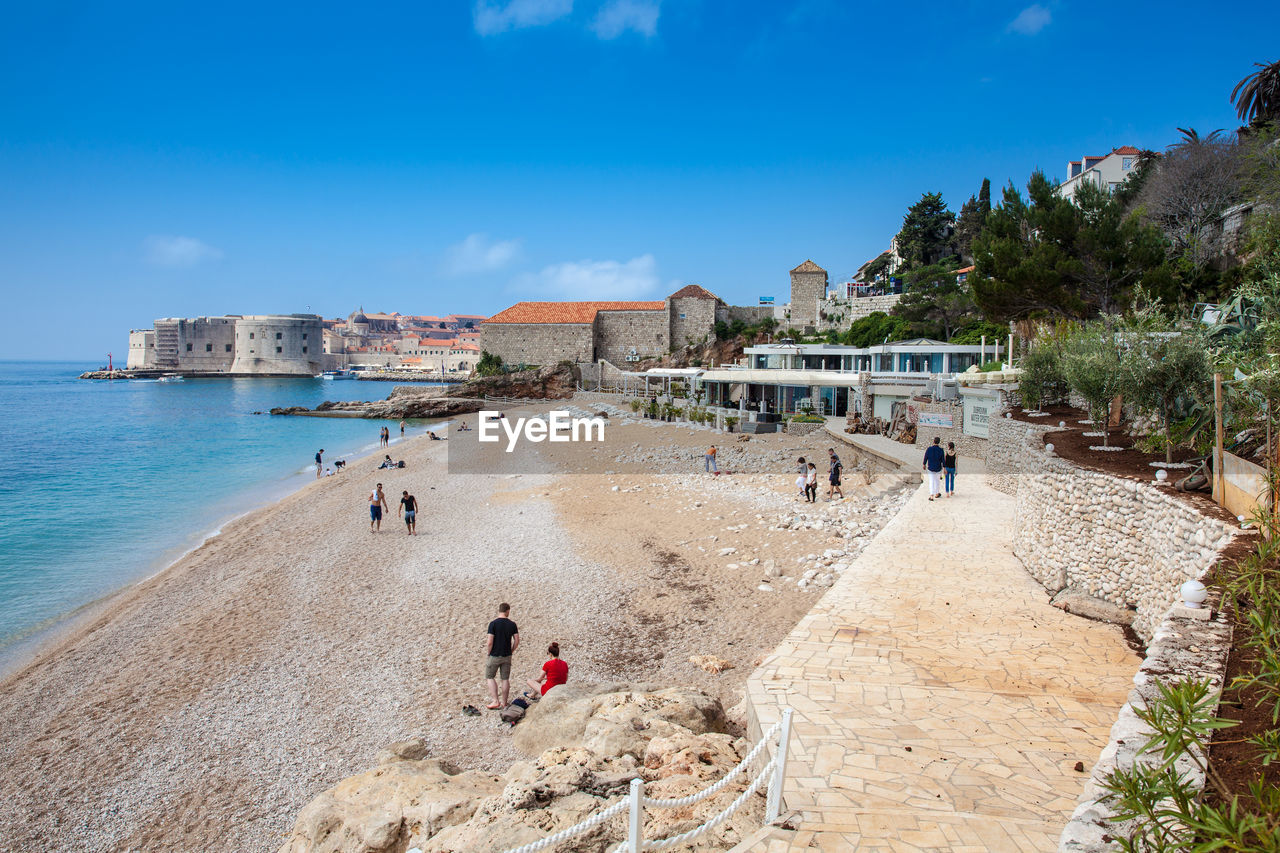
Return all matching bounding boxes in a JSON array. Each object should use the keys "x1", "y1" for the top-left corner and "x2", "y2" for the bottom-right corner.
[
  {"x1": 398, "y1": 490, "x2": 417, "y2": 536},
  {"x1": 484, "y1": 603, "x2": 520, "y2": 709}
]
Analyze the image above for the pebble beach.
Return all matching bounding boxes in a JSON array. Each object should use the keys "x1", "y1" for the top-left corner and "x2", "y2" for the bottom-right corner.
[{"x1": 0, "y1": 402, "x2": 911, "y2": 852}]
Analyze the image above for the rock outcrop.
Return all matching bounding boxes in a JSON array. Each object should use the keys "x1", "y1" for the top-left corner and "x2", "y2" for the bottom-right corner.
[{"x1": 278, "y1": 685, "x2": 762, "y2": 853}]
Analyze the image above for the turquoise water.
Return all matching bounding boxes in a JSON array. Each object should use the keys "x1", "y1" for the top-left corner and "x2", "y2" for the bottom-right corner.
[{"x1": 0, "y1": 361, "x2": 438, "y2": 663}]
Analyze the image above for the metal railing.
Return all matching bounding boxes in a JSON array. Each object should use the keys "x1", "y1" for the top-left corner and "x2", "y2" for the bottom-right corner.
[{"x1": 409, "y1": 707, "x2": 793, "y2": 853}]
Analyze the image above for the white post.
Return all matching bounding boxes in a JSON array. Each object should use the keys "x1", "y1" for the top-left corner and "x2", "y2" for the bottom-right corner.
[
  {"x1": 980, "y1": 335, "x2": 986, "y2": 365},
  {"x1": 765, "y1": 708, "x2": 794, "y2": 824},
  {"x1": 628, "y1": 777, "x2": 644, "y2": 853},
  {"x1": 1008, "y1": 333, "x2": 1014, "y2": 369}
]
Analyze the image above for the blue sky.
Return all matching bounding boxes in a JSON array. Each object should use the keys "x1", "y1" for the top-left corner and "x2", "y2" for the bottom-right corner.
[{"x1": 2, "y1": 1, "x2": 1277, "y2": 360}]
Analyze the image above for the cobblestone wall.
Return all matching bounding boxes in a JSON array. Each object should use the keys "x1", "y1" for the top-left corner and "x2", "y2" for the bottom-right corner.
[
  {"x1": 984, "y1": 414, "x2": 1056, "y2": 495},
  {"x1": 1004, "y1": 440, "x2": 1234, "y2": 642}
]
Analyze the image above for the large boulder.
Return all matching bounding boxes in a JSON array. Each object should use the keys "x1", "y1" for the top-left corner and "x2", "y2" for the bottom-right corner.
[
  {"x1": 511, "y1": 683, "x2": 729, "y2": 758},
  {"x1": 277, "y1": 742, "x2": 503, "y2": 853},
  {"x1": 280, "y1": 686, "x2": 753, "y2": 853}
]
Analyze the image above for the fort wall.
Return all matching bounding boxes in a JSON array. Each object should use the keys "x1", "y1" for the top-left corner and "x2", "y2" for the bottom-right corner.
[
  {"x1": 594, "y1": 309, "x2": 669, "y2": 364},
  {"x1": 480, "y1": 323, "x2": 595, "y2": 367},
  {"x1": 229, "y1": 315, "x2": 323, "y2": 375}
]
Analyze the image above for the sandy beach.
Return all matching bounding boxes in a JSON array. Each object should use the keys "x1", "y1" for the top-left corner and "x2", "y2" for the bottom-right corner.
[{"x1": 0, "y1": 403, "x2": 904, "y2": 852}]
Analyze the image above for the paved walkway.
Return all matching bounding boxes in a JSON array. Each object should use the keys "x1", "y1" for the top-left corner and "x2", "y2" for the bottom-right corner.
[
  {"x1": 824, "y1": 420, "x2": 989, "y2": 475},
  {"x1": 744, "y1": 474, "x2": 1138, "y2": 852}
]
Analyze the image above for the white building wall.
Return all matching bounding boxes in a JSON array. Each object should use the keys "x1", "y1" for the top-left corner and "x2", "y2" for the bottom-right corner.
[{"x1": 127, "y1": 330, "x2": 156, "y2": 369}]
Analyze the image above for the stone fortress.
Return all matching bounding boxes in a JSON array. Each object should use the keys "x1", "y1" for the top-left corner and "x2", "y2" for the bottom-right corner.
[
  {"x1": 127, "y1": 314, "x2": 324, "y2": 376},
  {"x1": 480, "y1": 260, "x2": 905, "y2": 368}
]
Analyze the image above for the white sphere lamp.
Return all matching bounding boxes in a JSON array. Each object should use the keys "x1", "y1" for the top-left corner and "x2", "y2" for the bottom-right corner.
[
  {"x1": 1044, "y1": 443, "x2": 1054, "y2": 455},
  {"x1": 1155, "y1": 469, "x2": 1168, "y2": 482},
  {"x1": 1180, "y1": 579, "x2": 1208, "y2": 609},
  {"x1": 1059, "y1": 421, "x2": 1066, "y2": 428}
]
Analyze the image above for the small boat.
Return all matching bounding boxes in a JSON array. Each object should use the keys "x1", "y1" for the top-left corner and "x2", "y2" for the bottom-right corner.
[
  {"x1": 157, "y1": 374, "x2": 185, "y2": 382},
  {"x1": 322, "y1": 369, "x2": 357, "y2": 380}
]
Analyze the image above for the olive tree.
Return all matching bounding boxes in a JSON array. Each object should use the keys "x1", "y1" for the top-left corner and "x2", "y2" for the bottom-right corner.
[
  {"x1": 1120, "y1": 327, "x2": 1214, "y2": 463},
  {"x1": 1018, "y1": 340, "x2": 1066, "y2": 412},
  {"x1": 1061, "y1": 320, "x2": 1126, "y2": 447}
]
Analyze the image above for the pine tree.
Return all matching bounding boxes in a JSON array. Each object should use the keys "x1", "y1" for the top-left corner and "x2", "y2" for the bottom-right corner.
[
  {"x1": 977, "y1": 177, "x2": 991, "y2": 218},
  {"x1": 895, "y1": 192, "x2": 956, "y2": 270}
]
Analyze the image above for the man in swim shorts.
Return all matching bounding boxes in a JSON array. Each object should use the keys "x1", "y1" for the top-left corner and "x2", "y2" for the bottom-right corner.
[
  {"x1": 369, "y1": 483, "x2": 388, "y2": 532},
  {"x1": 315, "y1": 449, "x2": 324, "y2": 479},
  {"x1": 399, "y1": 490, "x2": 418, "y2": 536},
  {"x1": 484, "y1": 602, "x2": 520, "y2": 709}
]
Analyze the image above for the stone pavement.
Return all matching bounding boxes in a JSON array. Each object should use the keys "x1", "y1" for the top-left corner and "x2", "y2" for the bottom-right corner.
[{"x1": 743, "y1": 474, "x2": 1139, "y2": 852}]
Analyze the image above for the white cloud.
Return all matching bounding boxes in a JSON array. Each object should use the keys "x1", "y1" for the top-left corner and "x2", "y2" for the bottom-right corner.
[
  {"x1": 1006, "y1": 4, "x2": 1051, "y2": 35},
  {"x1": 591, "y1": 0, "x2": 660, "y2": 39},
  {"x1": 445, "y1": 233, "x2": 523, "y2": 275},
  {"x1": 515, "y1": 254, "x2": 661, "y2": 299},
  {"x1": 143, "y1": 235, "x2": 223, "y2": 268},
  {"x1": 474, "y1": 0, "x2": 573, "y2": 35}
]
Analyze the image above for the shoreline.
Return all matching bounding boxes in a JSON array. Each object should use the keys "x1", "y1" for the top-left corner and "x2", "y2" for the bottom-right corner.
[
  {"x1": 0, "y1": 405, "x2": 905, "y2": 851},
  {"x1": 0, "y1": 423, "x2": 443, "y2": 683}
]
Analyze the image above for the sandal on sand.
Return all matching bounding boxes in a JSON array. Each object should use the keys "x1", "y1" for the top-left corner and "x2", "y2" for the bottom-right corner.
[{"x1": 462, "y1": 705, "x2": 481, "y2": 717}]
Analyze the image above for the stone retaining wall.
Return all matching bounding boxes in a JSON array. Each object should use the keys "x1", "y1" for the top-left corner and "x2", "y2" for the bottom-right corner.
[
  {"x1": 1009, "y1": 441, "x2": 1234, "y2": 642},
  {"x1": 985, "y1": 415, "x2": 1055, "y2": 495}
]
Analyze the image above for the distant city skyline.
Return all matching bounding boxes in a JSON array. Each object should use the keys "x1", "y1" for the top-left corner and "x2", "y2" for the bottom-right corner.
[{"x1": 2, "y1": 0, "x2": 1278, "y2": 359}]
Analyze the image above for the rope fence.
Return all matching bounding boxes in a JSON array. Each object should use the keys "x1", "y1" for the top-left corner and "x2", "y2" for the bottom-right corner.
[{"x1": 469, "y1": 707, "x2": 794, "y2": 853}]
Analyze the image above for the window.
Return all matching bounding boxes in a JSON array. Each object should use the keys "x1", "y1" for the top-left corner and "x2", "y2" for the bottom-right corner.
[
  {"x1": 276, "y1": 332, "x2": 282, "y2": 340},
  {"x1": 225, "y1": 344, "x2": 232, "y2": 352},
  {"x1": 206, "y1": 343, "x2": 213, "y2": 352},
  {"x1": 302, "y1": 346, "x2": 308, "y2": 354},
  {"x1": 1122, "y1": 157, "x2": 1133, "y2": 170},
  {"x1": 302, "y1": 333, "x2": 307, "y2": 340},
  {"x1": 276, "y1": 346, "x2": 283, "y2": 353},
  {"x1": 249, "y1": 333, "x2": 254, "y2": 339},
  {"x1": 679, "y1": 313, "x2": 686, "y2": 319},
  {"x1": 186, "y1": 343, "x2": 193, "y2": 351}
]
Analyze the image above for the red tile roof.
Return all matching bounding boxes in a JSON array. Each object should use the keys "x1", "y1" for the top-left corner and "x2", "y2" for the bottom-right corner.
[
  {"x1": 1113, "y1": 145, "x2": 1140, "y2": 155},
  {"x1": 668, "y1": 284, "x2": 719, "y2": 300},
  {"x1": 484, "y1": 301, "x2": 665, "y2": 324}
]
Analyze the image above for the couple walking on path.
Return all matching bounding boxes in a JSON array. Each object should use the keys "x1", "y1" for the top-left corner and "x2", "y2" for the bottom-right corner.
[
  {"x1": 483, "y1": 603, "x2": 568, "y2": 710},
  {"x1": 922, "y1": 436, "x2": 958, "y2": 500}
]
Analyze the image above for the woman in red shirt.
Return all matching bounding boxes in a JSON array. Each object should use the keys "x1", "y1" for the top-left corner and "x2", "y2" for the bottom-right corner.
[{"x1": 526, "y1": 642, "x2": 568, "y2": 696}]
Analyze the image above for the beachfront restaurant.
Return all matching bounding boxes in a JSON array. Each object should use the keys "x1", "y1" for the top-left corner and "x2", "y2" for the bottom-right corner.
[{"x1": 696, "y1": 339, "x2": 1003, "y2": 420}]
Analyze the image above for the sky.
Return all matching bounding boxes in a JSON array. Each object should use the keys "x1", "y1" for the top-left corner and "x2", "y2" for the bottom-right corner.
[{"x1": 2, "y1": 1, "x2": 1278, "y2": 360}]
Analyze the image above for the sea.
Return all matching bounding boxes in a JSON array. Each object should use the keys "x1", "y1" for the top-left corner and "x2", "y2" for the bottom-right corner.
[{"x1": 0, "y1": 361, "x2": 442, "y2": 672}]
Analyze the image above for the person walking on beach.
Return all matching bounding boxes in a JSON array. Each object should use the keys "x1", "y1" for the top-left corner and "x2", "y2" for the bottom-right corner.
[
  {"x1": 826, "y1": 448, "x2": 844, "y2": 501},
  {"x1": 943, "y1": 441, "x2": 957, "y2": 498},
  {"x1": 923, "y1": 437, "x2": 945, "y2": 501},
  {"x1": 484, "y1": 603, "x2": 520, "y2": 710},
  {"x1": 399, "y1": 419, "x2": 405, "y2": 437},
  {"x1": 704, "y1": 445, "x2": 718, "y2": 473},
  {"x1": 795, "y1": 457, "x2": 807, "y2": 499},
  {"x1": 399, "y1": 489, "x2": 418, "y2": 535},
  {"x1": 315, "y1": 448, "x2": 324, "y2": 479},
  {"x1": 526, "y1": 641, "x2": 568, "y2": 697},
  {"x1": 805, "y1": 462, "x2": 818, "y2": 503},
  {"x1": 369, "y1": 483, "x2": 389, "y2": 532}
]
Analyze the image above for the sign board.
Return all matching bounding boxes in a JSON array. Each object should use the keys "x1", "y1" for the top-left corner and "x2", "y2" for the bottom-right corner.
[
  {"x1": 759, "y1": 296, "x2": 775, "y2": 305},
  {"x1": 962, "y1": 390, "x2": 998, "y2": 438},
  {"x1": 918, "y1": 412, "x2": 954, "y2": 429}
]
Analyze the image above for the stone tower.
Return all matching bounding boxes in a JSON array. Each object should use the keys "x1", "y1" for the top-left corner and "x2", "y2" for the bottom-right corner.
[{"x1": 789, "y1": 260, "x2": 828, "y2": 329}]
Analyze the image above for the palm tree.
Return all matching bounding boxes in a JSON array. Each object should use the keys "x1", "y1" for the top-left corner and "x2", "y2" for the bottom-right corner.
[
  {"x1": 1173, "y1": 127, "x2": 1226, "y2": 148},
  {"x1": 1231, "y1": 59, "x2": 1280, "y2": 127}
]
